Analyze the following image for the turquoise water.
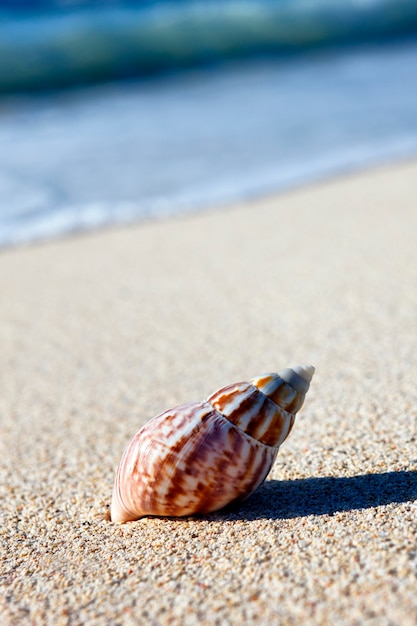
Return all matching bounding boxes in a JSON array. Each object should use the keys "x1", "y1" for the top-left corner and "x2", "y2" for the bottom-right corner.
[
  {"x1": 1, "y1": 0, "x2": 417, "y2": 92},
  {"x1": 1, "y1": 37, "x2": 417, "y2": 248},
  {"x1": 1, "y1": 2, "x2": 417, "y2": 247}
]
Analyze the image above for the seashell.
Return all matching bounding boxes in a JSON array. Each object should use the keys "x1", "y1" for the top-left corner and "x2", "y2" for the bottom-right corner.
[{"x1": 111, "y1": 365, "x2": 314, "y2": 522}]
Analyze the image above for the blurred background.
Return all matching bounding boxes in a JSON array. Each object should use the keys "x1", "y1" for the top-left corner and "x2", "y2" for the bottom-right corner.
[{"x1": 1, "y1": 0, "x2": 417, "y2": 247}]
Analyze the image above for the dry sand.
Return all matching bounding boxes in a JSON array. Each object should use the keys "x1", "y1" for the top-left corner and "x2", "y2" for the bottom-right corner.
[{"x1": 0, "y1": 160, "x2": 416, "y2": 625}]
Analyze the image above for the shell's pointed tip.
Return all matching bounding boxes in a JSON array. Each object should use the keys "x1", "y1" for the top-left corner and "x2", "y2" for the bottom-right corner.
[
  {"x1": 292, "y1": 364, "x2": 315, "y2": 384},
  {"x1": 278, "y1": 364, "x2": 315, "y2": 393}
]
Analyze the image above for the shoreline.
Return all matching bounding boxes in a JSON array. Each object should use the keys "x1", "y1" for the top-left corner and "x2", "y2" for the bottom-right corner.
[
  {"x1": 3, "y1": 36, "x2": 417, "y2": 251},
  {"x1": 1, "y1": 159, "x2": 416, "y2": 625},
  {"x1": 2, "y1": 154, "x2": 417, "y2": 254}
]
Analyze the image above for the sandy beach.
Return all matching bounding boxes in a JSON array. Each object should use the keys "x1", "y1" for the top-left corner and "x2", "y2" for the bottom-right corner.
[{"x1": 0, "y1": 159, "x2": 416, "y2": 625}]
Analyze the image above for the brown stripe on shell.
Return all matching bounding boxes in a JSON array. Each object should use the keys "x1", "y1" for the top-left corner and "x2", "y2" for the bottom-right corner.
[
  {"x1": 111, "y1": 402, "x2": 277, "y2": 521},
  {"x1": 208, "y1": 381, "x2": 294, "y2": 447},
  {"x1": 160, "y1": 411, "x2": 277, "y2": 515},
  {"x1": 241, "y1": 393, "x2": 293, "y2": 447},
  {"x1": 251, "y1": 373, "x2": 305, "y2": 414},
  {"x1": 111, "y1": 402, "x2": 217, "y2": 521},
  {"x1": 207, "y1": 382, "x2": 256, "y2": 422},
  {"x1": 111, "y1": 367, "x2": 314, "y2": 522}
]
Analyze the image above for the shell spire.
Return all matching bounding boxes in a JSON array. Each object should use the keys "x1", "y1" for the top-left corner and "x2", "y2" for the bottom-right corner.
[
  {"x1": 279, "y1": 364, "x2": 315, "y2": 392},
  {"x1": 111, "y1": 365, "x2": 315, "y2": 522}
]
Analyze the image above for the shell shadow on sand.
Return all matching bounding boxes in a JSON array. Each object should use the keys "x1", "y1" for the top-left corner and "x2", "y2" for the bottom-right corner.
[{"x1": 216, "y1": 470, "x2": 417, "y2": 521}]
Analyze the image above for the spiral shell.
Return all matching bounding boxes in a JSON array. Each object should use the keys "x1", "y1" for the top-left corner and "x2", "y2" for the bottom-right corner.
[{"x1": 111, "y1": 365, "x2": 314, "y2": 522}]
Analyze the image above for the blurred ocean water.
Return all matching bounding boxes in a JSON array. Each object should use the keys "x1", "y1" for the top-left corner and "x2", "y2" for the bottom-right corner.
[
  {"x1": 1, "y1": 0, "x2": 417, "y2": 92},
  {"x1": 1, "y1": 2, "x2": 417, "y2": 247}
]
